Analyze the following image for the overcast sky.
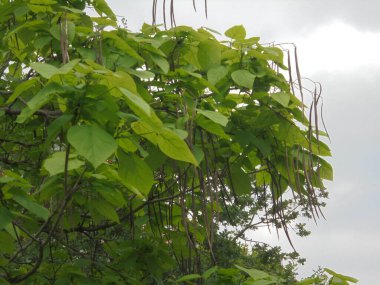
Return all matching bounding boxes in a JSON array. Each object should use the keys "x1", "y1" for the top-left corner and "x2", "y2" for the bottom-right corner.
[{"x1": 108, "y1": 1, "x2": 379, "y2": 283}]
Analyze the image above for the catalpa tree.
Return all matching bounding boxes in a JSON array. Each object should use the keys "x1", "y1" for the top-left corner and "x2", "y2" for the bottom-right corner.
[{"x1": 0, "y1": 0, "x2": 357, "y2": 284}]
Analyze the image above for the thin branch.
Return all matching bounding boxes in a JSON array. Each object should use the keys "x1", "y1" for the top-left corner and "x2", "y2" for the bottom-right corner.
[{"x1": 1, "y1": 107, "x2": 62, "y2": 118}]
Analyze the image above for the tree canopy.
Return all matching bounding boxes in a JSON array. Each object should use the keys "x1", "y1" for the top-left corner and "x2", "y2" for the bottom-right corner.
[{"x1": 0, "y1": 0, "x2": 357, "y2": 284}]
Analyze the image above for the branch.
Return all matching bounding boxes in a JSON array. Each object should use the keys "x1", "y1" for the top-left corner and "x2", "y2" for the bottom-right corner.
[
  {"x1": 5, "y1": 168, "x2": 87, "y2": 283},
  {"x1": 233, "y1": 216, "x2": 263, "y2": 242},
  {"x1": 0, "y1": 138, "x2": 41, "y2": 147},
  {"x1": 0, "y1": 107, "x2": 62, "y2": 118},
  {"x1": 7, "y1": 242, "x2": 44, "y2": 284},
  {"x1": 68, "y1": 187, "x2": 194, "y2": 233}
]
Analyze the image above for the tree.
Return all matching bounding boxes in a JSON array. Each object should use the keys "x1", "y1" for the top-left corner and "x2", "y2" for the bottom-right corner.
[{"x1": 0, "y1": 0, "x2": 356, "y2": 284}]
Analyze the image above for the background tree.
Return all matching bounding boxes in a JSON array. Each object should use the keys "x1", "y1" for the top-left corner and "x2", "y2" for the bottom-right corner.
[{"x1": 0, "y1": 0, "x2": 355, "y2": 284}]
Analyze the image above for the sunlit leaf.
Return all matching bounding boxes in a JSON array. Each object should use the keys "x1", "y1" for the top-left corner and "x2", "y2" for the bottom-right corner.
[
  {"x1": 43, "y1": 152, "x2": 85, "y2": 176},
  {"x1": 225, "y1": 25, "x2": 246, "y2": 40}
]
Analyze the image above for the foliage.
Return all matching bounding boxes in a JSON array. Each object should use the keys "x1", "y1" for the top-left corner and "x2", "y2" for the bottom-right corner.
[
  {"x1": 0, "y1": 0, "x2": 354, "y2": 284},
  {"x1": 212, "y1": 234, "x2": 304, "y2": 283}
]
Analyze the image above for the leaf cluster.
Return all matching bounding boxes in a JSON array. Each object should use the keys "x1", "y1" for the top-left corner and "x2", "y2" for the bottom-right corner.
[{"x1": 0, "y1": 0, "x2": 340, "y2": 284}]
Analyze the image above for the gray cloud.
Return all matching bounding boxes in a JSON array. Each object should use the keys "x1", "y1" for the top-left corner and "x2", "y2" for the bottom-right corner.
[
  {"x1": 113, "y1": 1, "x2": 380, "y2": 42},
  {"x1": 271, "y1": 67, "x2": 380, "y2": 284}
]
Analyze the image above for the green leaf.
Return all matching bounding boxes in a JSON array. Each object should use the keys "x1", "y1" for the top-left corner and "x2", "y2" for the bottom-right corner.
[
  {"x1": 231, "y1": 70, "x2": 256, "y2": 89},
  {"x1": 109, "y1": 71, "x2": 137, "y2": 93},
  {"x1": 157, "y1": 128, "x2": 198, "y2": 166},
  {"x1": 230, "y1": 165, "x2": 252, "y2": 195},
  {"x1": 103, "y1": 32, "x2": 144, "y2": 61},
  {"x1": 131, "y1": 120, "x2": 159, "y2": 144},
  {"x1": 271, "y1": 92, "x2": 290, "y2": 107},
  {"x1": 91, "y1": 16, "x2": 117, "y2": 27},
  {"x1": 126, "y1": 68, "x2": 155, "y2": 79},
  {"x1": 58, "y1": 59, "x2": 81, "y2": 74},
  {"x1": 6, "y1": 77, "x2": 39, "y2": 104},
  {"x1": 12, "y1": 194, "x2": 50, "y2": 220},
  {"x1": 318, "y1": 159, "x2": 333, "y2": 181},
  {"x1": 132, "y1": 121, "x2": 198, "y2": 165},
  {"x1": 235, "y1": 265, "x2": 269, "y2": 280},
  {"x1": 95, "y1": 185, "x2": 126, "y2": 208},
  {"x1": 43, "y1": 152, "x2": 85, "y2": 176},
  {"x1": 67, "y1": 125, "x2": 117, "y2": 169},
  {"x1": 119, "y1": 87, "x2": 163, "y2": 128},
  {"x1": 30, "y1": 62, "x2": 59, "y2": 79},
  {"x1": 30, "y1": 60, "x2": 80, "y2": 79},
  {"x1": 196, "y1": 116, "x2": 230, "y2": 139},
  {"x1": 118, "y1": 152, "x2": 154, "y2": 197},
  {"x1": 197, "y1": 39, "x2": 221, "y2": 70},
  {"x1": 202, "y1": 266, "x2": 218, "y2": 279},
  {"x1": 16, "y1": 82, "x2": 66, "y2": 123},
  {"x1": 177, "y1": 274, "x2": 202, "y2": 282},
  {"x1": 50, "y1": 21, "x2": 76, "y2": 43},
  {"x1": 234, "y1": 131, "x2": 271, "y2": 157},
  {"x1": 197, "y1": 109, "x2": 228, "y2": 127},
  {"x1": 91, "y1": 200, "x2": 119, "y2": 223},
  {"x1": 0, "y1": 231, "x2": 15, "y2": 254},
  {"x1": 207, "y1": 65, "x2": 228, "y2": 85},
  {"x1": 0, "y1": 207, "x2": 13, "y2": 229},
  {"x1": 296, "y1": 278, "x2": 320, "y2": 285},
  {"x1": 244, "y1": 280, "x2": 277, "y2": 285},
  {"x1": 93, "y1": 0, "x2": 116, "y2": 20},
  {"x1": 149, "y1": 53, "x2": 169, "y2": 74},
  {"x1": 324, "y1": 268, "x2": 358, "y2": 283},
  {"x1": 45, "y1": 114, "x2": 73, "y2": 147},
  {"x1": 225, "y1": 25, "x2": 246, "y2": 40},
  {"x1": 6, "y1": 19, "x2": 46, "y2": 38},
  {"x1": 117, "y1": 138, "x2": 138, "y2": 153}
]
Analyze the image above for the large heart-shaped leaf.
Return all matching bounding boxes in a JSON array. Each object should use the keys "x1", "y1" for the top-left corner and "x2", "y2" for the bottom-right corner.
[
  {"x1": 67, "y1": 125, "x2": 117, "y2": 169},
  {"x1": 271, "y1": 92, "x2": 290, "y2": 107},
  {"x1": 231, "y1": 70, "x2": 256, "y2": 89},
  {"x1": 197, "y1": 39, "x2": 221, "y2": 70}
]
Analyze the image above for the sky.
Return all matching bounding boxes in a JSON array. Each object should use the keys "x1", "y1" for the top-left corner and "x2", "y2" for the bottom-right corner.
[{"x1": 107, "y1": 1, "x2": 380, "y2": 283}]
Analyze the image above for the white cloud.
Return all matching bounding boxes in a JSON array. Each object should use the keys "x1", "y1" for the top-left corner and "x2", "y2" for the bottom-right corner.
[{"x1": 296, "y1": 21, "x2": 380, "y2": 74}]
